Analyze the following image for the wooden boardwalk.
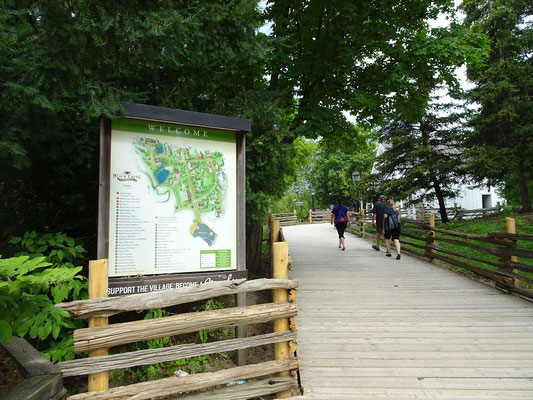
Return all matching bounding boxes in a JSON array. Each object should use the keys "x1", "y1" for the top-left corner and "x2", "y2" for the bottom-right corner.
[{"x1": 283, "y1": 223, "x2": 533, "y2": 400}]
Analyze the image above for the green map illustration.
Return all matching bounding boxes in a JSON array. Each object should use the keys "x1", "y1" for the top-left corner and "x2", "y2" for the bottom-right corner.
[{"x1": 134, "y1": 137, "x2": 227, "y2": 246}]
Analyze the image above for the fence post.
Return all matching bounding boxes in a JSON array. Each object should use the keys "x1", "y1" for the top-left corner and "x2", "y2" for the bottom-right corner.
[
  {"x1": 506, "y1": 217, "x2": 519, "y2": 289},
  {"x1": 360, "y1": 208, "x2": 365, "y2": 238},
  {"x1": 453, "y1": 203, "x2": 458, "y2": 220},
  {"x1": 308, "y1": 209, "x2": 312, "y2": 224},
  {"x1": 420, "y1": 204, "x2": 425, "y2": 221},
  {"x1": 272, "y1": 241, "x2": 292, "y2": 399},
  {"x1": 428, "y1": 214, "x2": 436, "y2": 264},
  {"x1": 270, "y1": 218, "x2": 280, "y2": 272},
  {"x1": 88, "y1": 259, "x2": 109, "y2": 392}
]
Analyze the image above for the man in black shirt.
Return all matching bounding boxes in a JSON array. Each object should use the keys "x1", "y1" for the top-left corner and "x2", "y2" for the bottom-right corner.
[{"x1": 371, "y1": 195, "x2": 387, "y2": 251}]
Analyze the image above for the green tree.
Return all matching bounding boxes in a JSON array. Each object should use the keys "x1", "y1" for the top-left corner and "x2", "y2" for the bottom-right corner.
[
  {"x1": 265, "y1": 0, "x2": 480, "y2": 139},
  {"x1": 0, "y1": 1, "x2": 286, "y2": 261},
  {"x1": 371, "y1": 104, "x2": 468, "y2": 222},
  {"x1": 462, "y1": 0, "x2": 533, "y2": 212},
  {"x1": 308, "y1": 128, "x2": 376, "y2": 207}
]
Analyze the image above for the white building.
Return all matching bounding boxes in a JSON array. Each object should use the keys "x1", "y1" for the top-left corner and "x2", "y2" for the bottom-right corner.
[{"x1": 371, "y1": 143, "x2": 505, "y2": 212}]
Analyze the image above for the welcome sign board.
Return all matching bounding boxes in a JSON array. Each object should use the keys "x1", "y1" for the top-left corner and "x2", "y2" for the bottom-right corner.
[{"x1": 98, "y1": 104, "x2": 249, "y2": 292}]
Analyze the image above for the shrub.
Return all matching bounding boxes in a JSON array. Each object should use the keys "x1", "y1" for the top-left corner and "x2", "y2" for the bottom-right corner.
[{"x1": 0, "y1": 232, "x2": 87, "y2": 362}]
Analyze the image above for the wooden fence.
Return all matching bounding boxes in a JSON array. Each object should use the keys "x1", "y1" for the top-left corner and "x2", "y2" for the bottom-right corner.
[
  {"x1": 55, "y1": 261, "x2": 300, "y2": 399},
  {"x1": 350, "y1": 211, "x2": 533, "y2": 301},
  {"x1": 307, "y1": 209, "x2": 330, "y2": 223},
  {"x1": 1, "y1": 336, "x2": 66, "y2": 400},
  {"x1": 269, "y1": 214, "x2": 302, "y2": 398},
  {"x1": 272, "y1": 211, "x2": 299, "y2": 226},
  {"x1": 403, "y1": 204, "x2": 499, "y2": 221}
]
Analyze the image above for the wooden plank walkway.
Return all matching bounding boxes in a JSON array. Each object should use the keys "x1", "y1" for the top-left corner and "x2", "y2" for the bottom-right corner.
[{"x1": 283, "y1": 223, "x2": 533, "y2": 399}]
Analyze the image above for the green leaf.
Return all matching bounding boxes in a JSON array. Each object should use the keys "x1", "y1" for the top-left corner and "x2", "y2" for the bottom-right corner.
[
  {"x1": 52, "y1": 323, "x2": 61, "y2": 339},
  {"x1": 0, "y1": 321, "x2": 12, "y2": 343},
  {"x1": 39, "y1": 320, "x2": 53, "y2": 340},
  {"x1": 8, "y1": 237, "x2": 21, "y2": 244}
]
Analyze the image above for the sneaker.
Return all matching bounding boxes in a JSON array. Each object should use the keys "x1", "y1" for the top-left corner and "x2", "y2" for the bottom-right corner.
[
  {"x1": 386, "y1": 253, "x2": 391, "y2": 257},
  {"x1": 342, "y1": 247, "x2": 345, "y2": 251},
  {"x1": 396, "y1": 254, "x2": 401, "y2": 260},
  {"x1": 372, "y1": 245, "x2": 380, "y2": 251}
]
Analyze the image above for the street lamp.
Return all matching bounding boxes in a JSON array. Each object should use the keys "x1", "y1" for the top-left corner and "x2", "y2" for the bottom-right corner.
[
  {"x1": 310, "y1": 189, "x2": 315, "y2": 211},
  {"x1": 352, "y1": 170, "x2": 361, "y2": 211}
]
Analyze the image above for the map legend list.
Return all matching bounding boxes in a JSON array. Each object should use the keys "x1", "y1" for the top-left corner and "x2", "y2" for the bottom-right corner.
[
  {"x1": 153, "y1": 216, "x2": 187, "y2": 272},
  {"x1": 111, "y1": 191, "x2": 151, "y2": 275}
]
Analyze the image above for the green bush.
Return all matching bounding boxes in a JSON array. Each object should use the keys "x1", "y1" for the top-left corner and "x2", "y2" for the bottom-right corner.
[{"x1": 0, "y1": 232, "x2": 87, "y2": 362}]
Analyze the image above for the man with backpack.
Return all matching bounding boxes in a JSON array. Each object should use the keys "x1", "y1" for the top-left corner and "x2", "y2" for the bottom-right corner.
[{"x1": 330, "y1": 198, "x2": 351, "y2": 251}]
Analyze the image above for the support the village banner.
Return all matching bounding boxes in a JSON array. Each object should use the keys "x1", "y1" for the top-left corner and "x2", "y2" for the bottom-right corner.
[{"x1": 108, "y1": 118, "x2": 238, "y2": 277}]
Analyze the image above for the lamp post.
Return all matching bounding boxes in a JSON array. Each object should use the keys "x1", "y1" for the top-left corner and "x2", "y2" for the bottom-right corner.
[
  {"x1": 352, "y1": 170, "x2": 361, "y2": 211},
  {"x1": 310, "y1": 190, "x2": 315, "y2": 211}
]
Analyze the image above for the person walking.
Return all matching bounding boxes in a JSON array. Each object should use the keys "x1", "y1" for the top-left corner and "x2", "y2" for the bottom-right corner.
[
  {"x1": 371, "y1": 195, "x2": 387, "y2": 251},
  {"x1": 384, "y1": 199, "x2": 402, "y2": 259},
  {"x1": 330, "y1": 198, "x2": 351, "y2": 250}
]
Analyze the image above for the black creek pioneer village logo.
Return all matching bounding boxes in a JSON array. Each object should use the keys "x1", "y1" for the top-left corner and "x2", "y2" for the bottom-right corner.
[{"x1": 113, "y1": 171, "x2": 141, "y2": 182}]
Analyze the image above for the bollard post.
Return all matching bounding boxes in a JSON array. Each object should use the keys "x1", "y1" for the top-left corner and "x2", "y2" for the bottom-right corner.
[{"x1": 88, "y1": 259, "x2": 109, "y2": 392}]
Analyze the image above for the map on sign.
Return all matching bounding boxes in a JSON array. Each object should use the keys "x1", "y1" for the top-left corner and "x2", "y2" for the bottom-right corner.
[
  {"x1": 134, "y1": 137, "x2": 227, "y2": 246},
  {"x1": 108, "y1": 118, "x2": 237, "y2": 277}
]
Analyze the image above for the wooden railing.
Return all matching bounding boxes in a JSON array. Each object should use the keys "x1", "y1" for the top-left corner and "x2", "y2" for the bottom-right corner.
[
  {"x1": 404, "y1": 205, "x2": 499, "y2": 221},
  {"x1": 1, "y1": 336, "x2": 66, "y2": 400},
  {"x1": 269, "y1": 214, "x2": 301, "y2": 398},
  {"x1": 272, "y1": 211, "x2": 299, "y2": 226},
  {"x1": 307, "y1": 209, "x2": 330, "y2": 223},
  {"x1": 55, "y1": 261, "x2": 300, "y2": 399},
  {"x1": 350, "y1": 211, "x2": 533, "y2": 301}
]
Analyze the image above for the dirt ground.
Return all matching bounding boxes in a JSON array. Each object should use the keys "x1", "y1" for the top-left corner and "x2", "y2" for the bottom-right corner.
[{"x1": 0, "y1": 346, "x2": 24, "y2": 396}]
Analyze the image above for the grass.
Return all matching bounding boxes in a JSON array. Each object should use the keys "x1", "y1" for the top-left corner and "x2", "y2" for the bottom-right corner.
[{"x1": 400, "y1": 211, "x2": 533, "y2": 289}]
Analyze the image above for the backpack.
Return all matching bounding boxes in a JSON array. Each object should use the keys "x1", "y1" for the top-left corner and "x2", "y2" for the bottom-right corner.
[
  {"x1": 385, "y1": 210, "x2": 400, "y2": 232},
  {"x1": 337, "y1": 206, "x2": 347, "y2": 222}
]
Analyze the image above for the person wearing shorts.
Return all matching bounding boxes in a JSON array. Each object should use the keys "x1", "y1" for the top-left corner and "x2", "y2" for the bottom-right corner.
[
  {"x1": 383, "y1": 199, "x2": 401, "y2": 260},
  {"x1": 330, "y1": 198, "x2": 351, "y2": 250}
]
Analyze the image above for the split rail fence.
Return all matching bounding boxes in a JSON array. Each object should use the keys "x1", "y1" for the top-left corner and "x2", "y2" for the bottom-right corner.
[
  {"x1": 55, "y1": 260, "x2": 300, "y2": 399},
  {"x1": 271, "y1": 211, "x2": 299, "y2": 226},
  {"x1": 406, "y1": 204, "x2": 499, "y2": 221},
  {"x1": 350, "y1": 210, "x2": 533, "y2": 301}
]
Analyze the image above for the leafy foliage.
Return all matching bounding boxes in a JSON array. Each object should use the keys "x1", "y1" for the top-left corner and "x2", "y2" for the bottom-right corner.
[
  {"x1": 462, "y1": 0, "x2": 533, "y2": 212},
  {"x1": 308, "y1": 129, "x2": 376, "y2": 207},
  {"x1": 0, "y1": 232, "x2": 87, "y2": 362},
  {"x1": 371, "y1": 104, "x2": 469, "y2": 222}
]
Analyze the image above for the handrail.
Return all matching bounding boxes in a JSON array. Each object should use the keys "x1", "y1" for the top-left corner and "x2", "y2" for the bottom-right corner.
[
  {"x1": 56, "y1": 259, "x2": 300, "y2": 399},
  {"x1": 349, "y1": 211, "x2": 533, "y2": 301}
]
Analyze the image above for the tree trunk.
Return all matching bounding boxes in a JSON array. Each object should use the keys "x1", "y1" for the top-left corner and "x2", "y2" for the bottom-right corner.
[
  {"x1": 516, "y1": 159, "x2": 532, "y2": 213},
  {"x1": 433, "y1": 180, "x2": 450, "y2": 223},
  {"x1": 246, "y1": 220, "x2": 264, "y2": 276}
]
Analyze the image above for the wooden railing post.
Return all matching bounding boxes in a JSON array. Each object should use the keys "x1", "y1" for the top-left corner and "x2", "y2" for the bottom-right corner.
[
  {"x1": 506, "y1": 217, "x2": 519, "y2": 289},
  {"x1": 272, "y1": 242, "x2": 292, "y2": 399},
  {"x1": 308, "y1": 209, "x2": 312, "y2": 224},
  {"x1": 270, "y1": 218, "x2": 280, "y2": 272},
  {"x1": 88, "y1": 259, "x2": 108, "y2": 392},
  {"x1": 420, "y1": 204, "x2": 425, "y2": 221},
  {"x1": 428, "y1": 214, "x2": 436, "y2": 264},
  {"x1": 360, "y1": 208, "x2": 365, "y2": 237}
]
